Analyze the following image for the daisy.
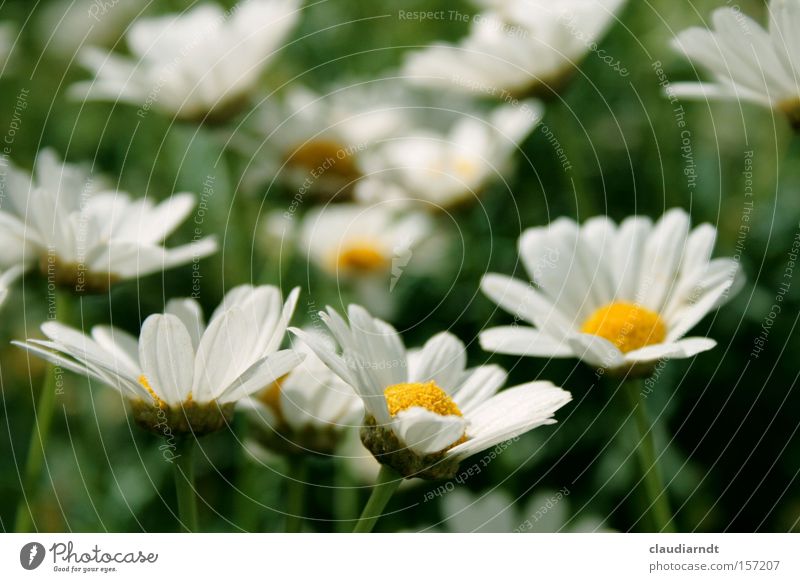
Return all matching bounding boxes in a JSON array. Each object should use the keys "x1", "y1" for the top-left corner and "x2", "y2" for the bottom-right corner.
[
  {"x1": 670, "y1": 0, "x2": 800, "y2": 128},
  {"x1": 240, "y1": 329, "x2": 363, "y2": 456},
  {"x1": 402, "y1": 0, "x2": 626, "y2": 98},
  {"x1": 14, "y1": 285, "x2": 303, "y2": 435},
  {"x1": 239, "y1": 83, "x2": 411, "y2": 196},
  {"x1": 300, "y1": 203, "x2": 436, "y2": 284},
  {"x1": 291, "y1": 305, "x2": 571, "y2": 480},
  {"x1": 0, "y1": 148, "x2": 217, "y2": 293},
  {"x1": 480, "y1": 209, "x2": 743, "y2": 374},
  {"x1": 70, "y1": 0, "x2": 300, "y2": 122},
  {"x1": 354, "y1": 101, "x2": 542, "y2": 209}
]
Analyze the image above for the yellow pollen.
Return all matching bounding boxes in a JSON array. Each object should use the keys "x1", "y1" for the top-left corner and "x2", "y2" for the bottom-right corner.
[
  {"x1": 335, "y1": 241, "x2": 388, "y2": 273},
  {"x1": 138, "y1": 374, "x2": 167, "y2": 409},
  {"x1": 285, "y1": 139, "x2": 359, "y2": 178},
  {"x1": 257, "y1": 375, "x2": 287, "y2": 414},
  {"x1": 581, "y1": 302, "x2": 667, "y2": 353},
  {"x1": 454, "y1": 157, "x2": 478, "y2": 179},
  {"x1": 384, "y1": 381, "x2": 463, "y2": 418}
]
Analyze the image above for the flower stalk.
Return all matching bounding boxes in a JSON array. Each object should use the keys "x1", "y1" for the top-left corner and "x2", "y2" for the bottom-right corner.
[
  {"x1": 622, "y1": 378, "x2": 675, "y2": 533},
  {"x1": 173, "y1": 437, "x2": 199, "y2": 533},
  {"x1": 353, "y1": 464, "x2": 403, "y2": 533}
]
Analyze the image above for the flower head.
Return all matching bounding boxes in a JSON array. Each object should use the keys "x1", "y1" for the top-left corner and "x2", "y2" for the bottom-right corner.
[
  {"x1": 301, "y1": 203, "x2": 435, "y2": 281},
  {"x1": 71, "y1": 0, "x2": 300, "y2": 122},
  {"x1": 480, "y1": 209, "x2": 743, "y2": 375},
  {"x1": 0, "y1": 149, "x2": 217, "y2": 293},
  {"x1": 240, "y1": 330, "x2": 363, "y2": 455},
  {"x1": 240, "y1": 83, "x2": 411, "y2": 195},
  {"x1": 291, "y1": 305, "x2": 571, "y2": 479},
  {"x1": 403, "y1": 0, "x2": 626, "y2": 98},
  {"x1": 354, "y1": 101, "x2": 542, "y2": 209},
  {"x1": 671, "y1": 0, "x2": 800, "y2": 128},
  {"x1": 15, "y1": 285, "x2": 303, "y2": 436}
]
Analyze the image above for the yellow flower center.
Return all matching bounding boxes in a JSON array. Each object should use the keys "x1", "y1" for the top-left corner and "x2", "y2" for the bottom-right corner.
[
  {"x1": 285, "y1": 139, "x2": 359, "y2": 179},
  {"x1": 580, "y1": 302, "x2": 667, "y2": 353},
  {"x1": 384, "y1": 381, "x2": 463, "y2": 418},
  {"x1": 138, "y1": 374, "x2": 167, "y2": 408},
  {"x1": 334, "y1": 240, "x2": 388, "y2": 273},
  {"x1": 257, "y1": 375, "x2": 287, "y2": 415}
]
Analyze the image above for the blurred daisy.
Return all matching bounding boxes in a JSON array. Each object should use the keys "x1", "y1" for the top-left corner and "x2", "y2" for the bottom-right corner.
[
  {"x1": 240, "y1": 329, "x2": 363, "y2": 455},
  {"x1": 671, "y1": 0, "x2": 800, "y2": 128},
  {"x1": 291, "y1": 305, "x2": 571, "y2": 479},
  {"x1": 300, "y1": 203, "x2": 436, "y2": 282},
  {"x1": 0, "y1": 265, "x2": 22, "y2": 308},
  {"x1": 37, "y1": 0, "x2": 147, "y2": 56},
  {"x1": 438, "y1": 488, "x2": 609, "y2": 533},
  {"x1": 480, "y1": 209, "x2": 743, "y2": 374},
  {"x1": 0, "y1": 148, "x2": 217, "y2": 293},
  {"x1": 71, "y1": 0, "x2": 300, "y2": 122},
  {"x1": 14, "y1": 285, "x2": 303, "y2": 435},
  {"x1": 403, "y1": 0, "x2": 626, "y2": 98},
  {"x1": 355, "y1": 101, "x2": 542, "y2": 209},
  {"x1": 240, "y1": 83, "x2": 411, "y2": 196}
]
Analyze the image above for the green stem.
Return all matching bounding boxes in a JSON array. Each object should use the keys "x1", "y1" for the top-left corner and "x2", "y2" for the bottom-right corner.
[
  {"x1": 352, "y1": 464, "x2": 402, "y2": 533},
  {"x1": 14, "y1": 289, "x2": 71, "y2": 532},
  {"x1": 173, "y1": 438, "x2": 198, "y2": 533},
  {"x1": 14, "y1": 364, "x2": 59, "y2": 532},
  {"x1": 285, "y1": 458, "x2": 307, "y2": 533},
  {"x1": 623, "y1": 378, "x2": 675, "y2": 532}
]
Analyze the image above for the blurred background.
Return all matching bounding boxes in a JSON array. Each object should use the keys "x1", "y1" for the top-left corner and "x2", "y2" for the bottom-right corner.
[{"x1": 0, "y1": 0, "x2": 797, "y2": 533}]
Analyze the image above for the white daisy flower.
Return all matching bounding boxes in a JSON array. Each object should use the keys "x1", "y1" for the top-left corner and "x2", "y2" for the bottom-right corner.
[
  {"x1": 290, "y1": 305, "x2": 571, "y2": 479},
  {"x1": 240, "y1": 329, "x2": 363, "y2": 455},
  {"x1": 0, "y1": 148, "x2": 217, "y2": 293},
  {"x1": 402, "y1": 0, "x2": 626, "y2": 98},
  {"x1": 480, "y1": 209, "x2": 743, "y2": 374},
  {"x1": 14, "y1": 285, "x2": 303, "y2": 435},
  {"x1": 670, "y1": 0, "x2": 800, "y2": 128},
  {"x1": 240, "y1": 83, "x2": 411, "y2": 195},
  {"x1": 354, "y1": 101, "x2": 543, "y2": 209},
  {"x1": 70, "y1": 0, "x2": 300, "y2": 122},
  {"x1": 300, "y1": 203, "x2": 435, "y2": 282}
]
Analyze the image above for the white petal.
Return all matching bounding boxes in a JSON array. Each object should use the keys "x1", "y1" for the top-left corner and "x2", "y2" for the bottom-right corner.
[
  {"x1": 624, "y1": 337, "x2": 717, "y2": 365},
  {"x1": 390, "y1": 407, "x2": 467, "y2": 456},
  {"x1": 452, "y1": 365, "x2": 508, "y2": 414},
  {"x1": 448, "y1": 382, "x2": 571, "y2": 461},
  {"x1": 408, "y1": 332, "x2": 467, "y2": 392},
  {"x1": 138, "y1": 314, "x2": 195, "y2": 406},
  {"x1": 479, "y1": 325, "x2": 572, "y2": 358}
]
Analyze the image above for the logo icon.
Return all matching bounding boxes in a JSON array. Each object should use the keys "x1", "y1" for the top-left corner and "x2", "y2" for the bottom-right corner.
[{"x1": 20, "y1": 542, "x2": 46, "y2": 570}]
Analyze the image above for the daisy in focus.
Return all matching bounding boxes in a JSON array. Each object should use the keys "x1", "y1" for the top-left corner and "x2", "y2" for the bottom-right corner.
[
  {"x1": 291, "y1": 305, "x2": 571, "y2": 480},
  {"x1": 14, "y1": 285, "x2": 303, "y2": 435},
  {"x1": 71, "y1": 0, "x2": 300, "y2": 122},
  {"x1": 670, "y1": 0, "x2": 800, "y2": 128},
  {"x1": 0, "y1": 149, "x2": 217, "y2": 293},
  {"x1": 403, "y1": 0, "x2": 626, "y2": 98},
  {"x1": 240, "y1": 329, "x2": 363, "y2": 456},
  {"x1": 239, "y1": 83, "x2": 411, "y2": 196},
  {"x1": 480, "y1": 209, "x2": 743, "y2": 375},
  {"x1": 354, "y1": 100, "x2": 543, "y2": 209}
]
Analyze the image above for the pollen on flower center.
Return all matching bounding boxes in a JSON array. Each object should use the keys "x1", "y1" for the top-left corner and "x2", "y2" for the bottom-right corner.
[
  {"x1": 286, "y1": 139, "x2": 359, "y2": 178},
  {"x1": 335, "y1": 240, "x2": 388, "y2": 273},
  {"x1": 384, "y1": 381, "x2": 462, "y2": 417},
  {"x1": 580, "y1": 302, "x2": 667, "y2": 353},
  {"x1": 138, "y1": 374, "x2": 167, "y2": 408}
]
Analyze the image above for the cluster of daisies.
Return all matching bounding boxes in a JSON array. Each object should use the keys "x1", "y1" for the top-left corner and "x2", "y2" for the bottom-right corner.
[{"x1": 2, "y1": 0, "x2": 781, "y2": 532}]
